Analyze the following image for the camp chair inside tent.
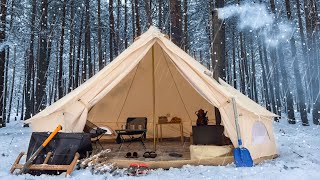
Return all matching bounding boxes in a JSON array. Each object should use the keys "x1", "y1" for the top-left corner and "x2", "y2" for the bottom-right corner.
[
  {"x1": 126, "y1": 117, "x2": 147, "y2": 139},
  {"x1": 115, "y1": 117, "x2": 147, "y2": 150},
  {"x1": 83, "y1": 120, "x2": 113, "y2": 149}
]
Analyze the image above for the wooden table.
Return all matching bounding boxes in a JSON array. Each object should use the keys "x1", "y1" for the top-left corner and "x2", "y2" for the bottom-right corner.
[{"x1": 156, "y1": 121, "x2": 184, "y2": 144}]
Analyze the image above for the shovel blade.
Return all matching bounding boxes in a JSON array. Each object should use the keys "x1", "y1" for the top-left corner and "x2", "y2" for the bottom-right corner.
[{"x1": 233, "y1": 147, "x2": 254, "y2": 167}]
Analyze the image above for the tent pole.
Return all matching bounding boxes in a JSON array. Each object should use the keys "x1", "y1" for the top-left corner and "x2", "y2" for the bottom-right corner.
[{"x1": 152, "y1": 45, "x2": 156, "y2": 151}]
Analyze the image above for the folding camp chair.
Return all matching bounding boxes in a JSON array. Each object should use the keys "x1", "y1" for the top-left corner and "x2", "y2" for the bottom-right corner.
[
  {"x1": 115, "y1": 117, "x2": 147, "y2": 150},
  {"x1": 83, "y1": 120, "x2": 113, "y2": 149}
]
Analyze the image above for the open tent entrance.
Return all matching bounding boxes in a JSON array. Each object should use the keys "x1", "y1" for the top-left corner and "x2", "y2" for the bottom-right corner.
[{"x1": 87, "y1": 43, "x2": 220, "y2": 141}]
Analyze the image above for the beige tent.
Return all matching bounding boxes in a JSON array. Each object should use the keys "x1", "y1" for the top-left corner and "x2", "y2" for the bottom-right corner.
[{"x1": 26, "y1": 26, "x2": 278, "y2": 160}]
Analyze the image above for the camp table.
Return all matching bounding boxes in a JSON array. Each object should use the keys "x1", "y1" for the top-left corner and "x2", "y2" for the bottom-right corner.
[
  {"x1": 156, "y1": 121, "x2": 184, "y2": 144},
  {"x1": 115, "y1": 129, "x2": 147, "y2": 149}
]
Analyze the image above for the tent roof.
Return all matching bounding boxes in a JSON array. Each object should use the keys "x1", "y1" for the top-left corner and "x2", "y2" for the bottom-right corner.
[
  {"x1": 219, "y1": 79, "x2": 277, "y2": 117},
  {"x1": 26, "y1": 26, "x2": 276, "y2": 124}
]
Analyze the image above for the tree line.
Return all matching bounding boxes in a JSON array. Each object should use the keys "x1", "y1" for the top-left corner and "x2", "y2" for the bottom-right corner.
[{"x1": 0, "y1": 0, "x2": 319, "y2": 128}]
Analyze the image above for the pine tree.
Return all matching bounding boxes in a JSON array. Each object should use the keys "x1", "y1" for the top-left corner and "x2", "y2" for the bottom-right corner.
[
  {"x1": 36, "y1": 0, "x2": 49, "y2": 112},
  {"x1": 97, "y1": 0, "x2": 103, "y2": 70},
  {"x1": 69, "y1": 0, "x2": 75, "y2": 92},
  {"x1": 0, "y1": 0, "x2": 7, "y2": 127},
  {"x1": 58, "y1": 0, "x2": 67, "y2": 99}
]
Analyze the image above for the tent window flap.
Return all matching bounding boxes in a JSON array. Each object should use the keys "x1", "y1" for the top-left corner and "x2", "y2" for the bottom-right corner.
[{"x1": 252, "y1": 121, "x2": 270, "y2": 145}]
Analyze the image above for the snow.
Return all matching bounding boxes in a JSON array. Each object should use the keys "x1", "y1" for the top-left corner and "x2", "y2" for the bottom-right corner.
[{"x1": 0, "y1": 119, "x2": 320, "y2": 180}]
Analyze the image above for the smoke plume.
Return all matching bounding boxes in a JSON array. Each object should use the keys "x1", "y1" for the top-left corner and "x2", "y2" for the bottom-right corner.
[{"x1": 217, "y1": 3, "x2": 292, "y2": 46}]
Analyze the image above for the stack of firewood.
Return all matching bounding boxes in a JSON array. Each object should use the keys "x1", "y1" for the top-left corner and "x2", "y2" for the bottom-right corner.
[{"x1": 79, "y1": 149, "x2": 117, "y2": 174}]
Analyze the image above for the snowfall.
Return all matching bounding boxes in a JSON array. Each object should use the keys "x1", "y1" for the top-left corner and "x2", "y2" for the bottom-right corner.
[{"x1": 0, "y1": 117, "x2": 319, "y2": 180}]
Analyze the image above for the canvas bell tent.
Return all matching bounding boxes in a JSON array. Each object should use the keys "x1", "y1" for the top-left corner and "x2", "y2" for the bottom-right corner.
[{"x1": 25, "y1": 26, "x2": 278, "y2": 161}]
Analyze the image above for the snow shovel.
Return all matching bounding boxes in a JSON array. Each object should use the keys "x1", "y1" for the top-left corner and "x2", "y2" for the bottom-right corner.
[
  {"x1": 18, "y1": 124, "x2": 62, "y2": 175},
  {"x1": 231, "y1": 97, "x2": 253, "y2": 167}
]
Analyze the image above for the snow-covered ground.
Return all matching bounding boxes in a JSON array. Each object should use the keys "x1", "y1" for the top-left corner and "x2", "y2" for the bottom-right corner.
[{"x1": 0, "y1": 118, "x2": 319, "y2": 180}]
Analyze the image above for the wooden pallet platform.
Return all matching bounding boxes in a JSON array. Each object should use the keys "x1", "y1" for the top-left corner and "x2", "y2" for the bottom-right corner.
[{"x1": 10, "y1": 151, "x2": 80, "y2": 177}]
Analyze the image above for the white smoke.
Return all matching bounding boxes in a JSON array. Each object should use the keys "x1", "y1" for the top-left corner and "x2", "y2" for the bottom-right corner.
[
  {"x1": 218, "y1": 3, "x2": 274, "y2": 29},
  {"x1": 264, "y1": 22, "x2": 293, "y2": 46},
  {"x1": 217, "y1": 3, "x2": 293, "y2": 46}
]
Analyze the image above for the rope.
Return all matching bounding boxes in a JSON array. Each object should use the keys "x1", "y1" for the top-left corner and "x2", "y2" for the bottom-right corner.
[{"x1": 114, "y1": 61, "x2": 141, "y2": 127}]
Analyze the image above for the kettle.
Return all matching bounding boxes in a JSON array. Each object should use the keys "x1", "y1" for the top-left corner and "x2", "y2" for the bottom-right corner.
[{"x1": 195, "y1": 109, "x2": 208, "y2": 126}]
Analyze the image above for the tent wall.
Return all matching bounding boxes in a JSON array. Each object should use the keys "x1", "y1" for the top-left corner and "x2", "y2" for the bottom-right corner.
[{"x1": 238, "y1": 113, "x2": 278, "y2": 159}]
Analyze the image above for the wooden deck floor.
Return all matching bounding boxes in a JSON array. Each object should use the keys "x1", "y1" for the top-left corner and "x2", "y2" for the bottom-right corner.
[{"x1": 98, "y1": 138, "x2": 191, "y2": 162}]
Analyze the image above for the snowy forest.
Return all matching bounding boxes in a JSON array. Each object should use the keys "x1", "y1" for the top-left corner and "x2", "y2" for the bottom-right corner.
[{"x1": 0, "y1": 0, "x2": 319, "y2": 128}]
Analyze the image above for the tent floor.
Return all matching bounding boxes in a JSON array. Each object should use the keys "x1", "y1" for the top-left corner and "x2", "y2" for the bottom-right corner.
[
  {"x1": 94, "y1": 139, "x2": 277, "y2": 169},
  {"x1": 98, "y1": 138, "x2": 192, "y2": 161},
  {"x1": 94, "y1": 138, "x2": 237, "y2": 169}
]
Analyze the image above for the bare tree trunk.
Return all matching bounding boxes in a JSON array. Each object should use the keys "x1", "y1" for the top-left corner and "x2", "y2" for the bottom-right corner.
[
  {"x1": 124, "y1": 0, "x2": 128, "y2": 48},
  {"x1": 16, "y1": 77, "x2": 22, "y2": 119},
  {"x1": 32, "y1": 42, "x2": 38, "y2": 114},
  {"x1": 54, "y1": 49, "x2": 59, "y2": 102},
  {"x1": 97, "y1": 0, "x2": 103, "y2": 70},
  {"x1": 93, "y1": 37, "x2": 96, "y2": 74},
  {"x1": 250, "y1": 36, "x2": 258, "y2": 102},
  {"x1": 69, "y1": 0, "x2": 75, "y2": 92},
  {"x1": 271, "y1": 50, "x2": 281, "y2": 119},
  {"x1": 169, "y1": 0, "x2": 182, "y2": 47},
  {"x1": 24, "y1": 0, "x2": 36, "y2": 122},
  {"x1": 232, "y1": 26, "x2": 237, "y2": 89},
  {"x1": 83, "y1": 5, "x2": 88, "y2": 81},
  {"x1": 49, "y1": 57, "x2": 57, "y2": 104},
  {"x1": 243, "y1": 36, "x2": 250, "y2": 97},
  {"x1": 50, "y1": 76, "x2": 55, "y2": 104},
  {"x1": 9, "y1": 0, "x2": 14, "y2": 31},
  {"x1": 158, "y1": 0, "x2": 162, "y2": 29},
  {"x1": 305, "y1": 0, "x2": 320, "y2": 125},
  {"x1": 269, "y1": 0, "x2": 281, "y2": 119},
  {"x1": 7, "y1": 46, "x2": 16, "y2": 122},
  {"x1": 275, "y1": 34, "x2": 295, "y2": 122},
  {"x1": 295, "y1": 0, "x2": 308, "y2": 60},
  {"x1": 270, "y1": 51, "x2": 281, "y2": 119},
  {"x1": 75, "y1": 13, "x2": 84, "y2": 88},
  {"x1": 239, "y1": 33, "x2": 246, "y2": 93},
  {"x1": 134, "y1": 0, "x2": 141, "y2": 36},
  {"x1": 183, "y1": 0, "x2": 188, "y2": 51},
  {"x1": 0, "y1": 0, "x2": 7, "y2": 127},
  {"x1": 21, "y1": 79, "x2": 25, "y2": 121},
  {"x1": 304, "y1": 0, "x2": 313, "y2": 103},
  {"x1": 144, "y1": 0, "x2": 152, "y2": 27},
  {"x1": 3, "y1": 50, "x2": 9, "y2": 124},
  {"x1": 262, "y1": 44, "x2": 277, "y2": 116},
  {"x1": 296, "y1": 0, "x2": 311, "y2": 112},
  {"x1": 36, "y1": 0, "x2": 49, "y2": 112},
  {"x1": 285, "y1": 0, "x2": 309, "y2": 125},
  {"x1": 207, "y1": 16, "x2": 212, "y2": 71},
  {"x1": 109, "y1": 0, "x2": 115, "y2": 61},
  {"x1": 131, "y1": 0, "x2": 135, "y2": 39},
  {"x1": 58, "y1": 0, "x2": 67, "y2": 99},
  {"x1": 85, "y1": 0, "x2": 93, "y2": 78},
  {"x1": 226, "y1": 50, "x2": 231, "y2": 84},
  {"x1": 115, "y1": 0, "x2": 120, "y2": 56},
  {"x1": 258, "y1": 36, "x2": 271, "y2": 111}
]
